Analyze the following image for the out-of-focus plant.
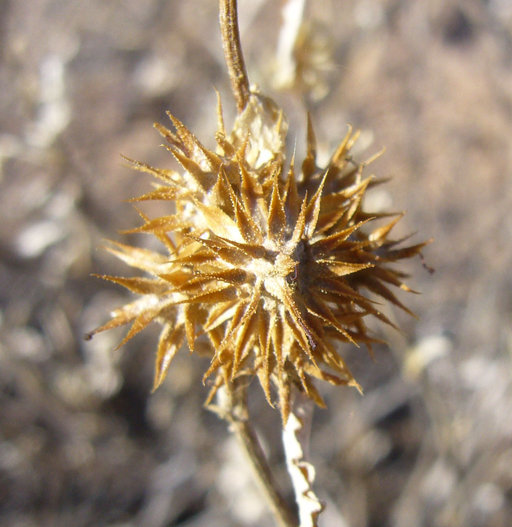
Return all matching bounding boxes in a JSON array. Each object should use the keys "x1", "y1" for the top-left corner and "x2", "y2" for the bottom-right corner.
[{"x1": 89, "y1": 1, "x2": 428, "y2": 525}]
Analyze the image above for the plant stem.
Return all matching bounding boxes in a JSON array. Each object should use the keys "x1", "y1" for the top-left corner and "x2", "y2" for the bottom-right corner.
[
  {"x1": 219, "y1": 0, "x2": 251, "y2": 113},
  {"x1": 212, "y1": 381, "x2": 297, "y2": 527},
  {"x1": 282, "y1": 392, "x2": 324, "y2": 527}
]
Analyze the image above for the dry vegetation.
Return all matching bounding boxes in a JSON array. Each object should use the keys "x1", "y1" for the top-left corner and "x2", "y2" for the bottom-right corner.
[{"x1": 1, "y1": 1, "x2": 512, "y2": 526}]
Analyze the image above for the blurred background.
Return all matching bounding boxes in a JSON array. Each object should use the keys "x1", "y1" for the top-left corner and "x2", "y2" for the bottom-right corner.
[{"x1": 1, "y1": 1, "x2": 512, "y2": 526}]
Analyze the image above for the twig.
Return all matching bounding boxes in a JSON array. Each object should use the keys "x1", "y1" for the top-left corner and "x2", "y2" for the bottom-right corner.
[
  {"x1": 282, "y1": 392, "x2": 324, "y2": 527},
  {"x1": 219, "y1": 0, "x2": 251, "y2": 112},
  {"x1": 209, "y1": 380, "x2": 297, "y2": 527}
]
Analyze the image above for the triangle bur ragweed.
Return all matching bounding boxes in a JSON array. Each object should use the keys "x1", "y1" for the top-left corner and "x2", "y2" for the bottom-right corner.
[{"x1": 90, "y1": 91, "x2": 427, "y2": 423}]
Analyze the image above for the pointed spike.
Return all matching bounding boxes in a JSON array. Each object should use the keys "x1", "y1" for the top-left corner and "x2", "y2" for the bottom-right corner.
[
  {"x1": 219, "y1": 167, "x2": 262, "y2": 243},
  {"x1": 267, "y1": 172, "x2": 287, "y2": 242},
  {"x1": 200, "y1": 300, "x2": 237, "y2": 334},
  {"x1": 166, "y1": 112, "x2": 205, "y2": 158},
  {"x1": 183, "y1": 304, "x2": 197, "y2": 352},
  {"x1": 302, "y1": 113, "x2": 318, "y2": 183},
  {"x1": 202, "y1": 355, "x2": 224, "y2": 383},
  {"x1": 103, "y1": 240, "x2": 171, "y2": 271},
  {"x1": 331, "y1": 125, "x2": 354, "y2": 166},
  {"x1": 122, "y1": 207, "x2": 181, "y2": 253},
  {"x1": 384, "y1": 241, "x2": 432, "y2": 260},
  {"x1": 93, "y1": 274, "x2": 169, "y2": 295},
  {"x1": 282, "y1": 287, "x2": 319, "y2": 359},
  {"x1": 305, "y1": 171, "x2": 328, "y2": 238},
  {"x1": 203, "y1": 375, "x2": 222, "y2": 407},
  {"x1": 256, "y1": 307, "x2": 274, "y2": 406},
  {"x1": 153, "y1": 122, "x2": 180, "y2": 148},
  {"x1": 176, "y1": 285, "x2": 238, "y2": 305},
  {"x1": 239, "y1": 161, "x2": 263, "y2": 213},
  {"x1": 115, "y1": 309, "x2": 159, "y2": 351},
  {"x1": 312, "y1": 219, "x2": 371, "y2": 253},
  {"x1": 370, "y1": 266, "x2": 418, "y2": 292},
  {"x1": 307, "y1": 113, "x2": 317, "y2": 157},
  {"x1": 153, "y1": 325, "x2": 185, "y2": 390},
  {"x1": 369, "y1": 214, "x2": 404, "y2": 243},
  {"x1": 166, "y1": 147, "x2": 207, "y2": 192},
  {"x1": 316, "y1": 260, "x2": 374, "y2": 277},
  {"x1": 192, "y1": 198, "x2": 244, "y2": 242},
  {"x1": 214, "y1": 88, "x2": 226, "y2": 136},
  {"x1": 232, "y1": 309, "x2": 258, "y2": 377},
  {"x1": 362, "y1": 146, "x2": 385, "y2": 167},
  {"x1": 128, "y1": 187, "x2": 181, "y2": 203},
  {"x1": 120, "y1": 214, "x2": 186, "y2": 235},
  {"x1": 290, "y1": 192, "x2": 309, "y2": 244},
  {"x1": 361, "y1": 277, "x2": 417, "y2": 318},
  {"x1": 341, "y1": 173, "x2": 372, "y2": 224},
  {"x1": 278, "y1": 375, "x2": 291, "y2": 424},
  {"x1": 85, "y1": 300, "x2": 142, "y2": 340},
  {"x1": 218, "y1": 283, "x2": 262, "y2": 359},
  {"x1": 215, "y1": 131, "x2": 235, "y2": 157},
  {"x1": 317, "y1": 275, "x2": 370, "y2": 303},
  {"x1": 210, "y1": 166, "x2": 235, "y2": 215},
  {"x1": 121, "y1": 155, "x2": 180, "y2": 185},
  {"x1": 306, "y1": 295, "x2": 358, "y2": 347},
  {"x1": 271, "y1": 315, "x2": 284, "y2": 372},
  {"x1": 296, "y1": 367, "x2": 326, "y2": 408}
]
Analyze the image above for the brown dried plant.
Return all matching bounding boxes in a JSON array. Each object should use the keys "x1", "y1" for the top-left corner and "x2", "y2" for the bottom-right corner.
[
  {"x1": 90, "y1": 94, "x2": 424, "y2": 422},
  {"x1": 89, "y1": 1, "x2": 427, "y2": 525}
]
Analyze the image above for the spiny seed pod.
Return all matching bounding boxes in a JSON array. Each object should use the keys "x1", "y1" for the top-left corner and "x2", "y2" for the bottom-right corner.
[{"x1": 90, "y1": 91, "x2": 426, "y2": 422}]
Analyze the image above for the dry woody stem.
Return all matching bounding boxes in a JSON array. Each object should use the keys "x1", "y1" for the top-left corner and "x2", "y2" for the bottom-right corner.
[
  {"x1": 283, "y1": 394, "x2": 324, "y2": 527},
  {"x1": 211, "y1": 382, "x2": 297, "y2": 527},
  {"x1": 219, "y1": 0, "x2": 251, "y2": 112}
]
